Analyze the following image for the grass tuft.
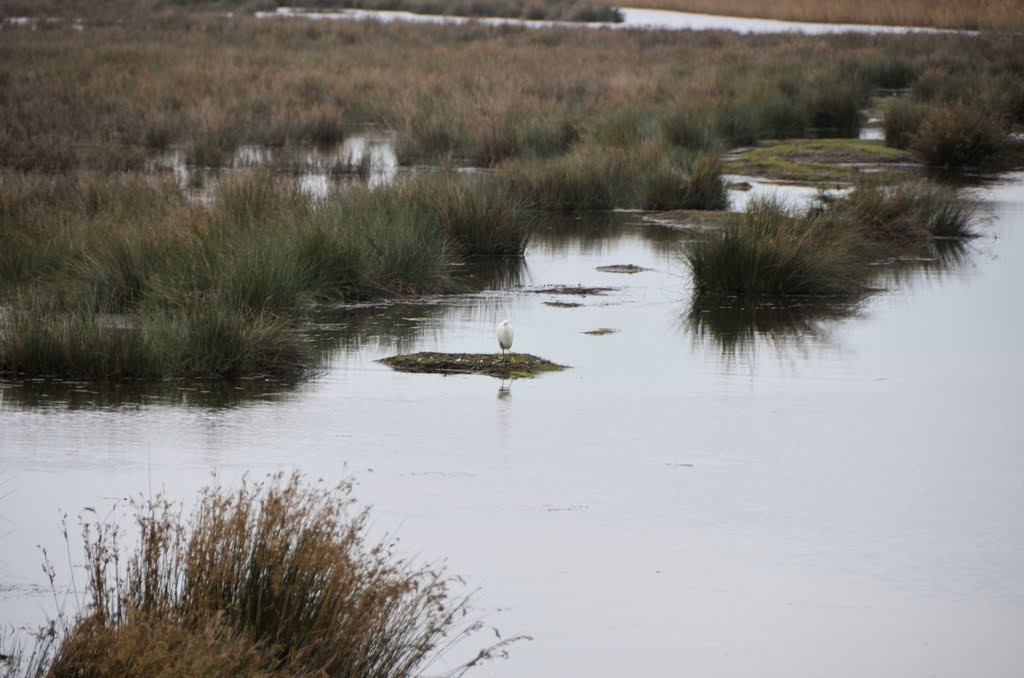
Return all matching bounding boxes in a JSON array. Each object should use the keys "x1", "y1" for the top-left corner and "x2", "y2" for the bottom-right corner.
[
  {"x1": 883, "y1": 98, "x2": 928, "y2": 149},
  {"x1": 404, "y1": 173, "x2": 531, "y2": 257},
  {"x1": 684, "y1": 180, "x2": 975, "y2": 299},
  {"x1": 13, "y1": 474, "x2": 518, "y2": 677},
  {"x1": 910, "y1": 103, "x2": 1007, "y2": 169},
  {"x1": 685, "y1": 197, "x2": 862, "y2": 299}
]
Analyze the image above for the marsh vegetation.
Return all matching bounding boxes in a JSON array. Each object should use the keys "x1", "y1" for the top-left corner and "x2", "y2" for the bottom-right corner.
[
  {"x1": 1, "y1": 14, "x2": 1021, "y2": 173},
  {"x1": 3, "y1": 473, "x2": 514, "y2": 677},
  {"x1": 683, "y1": 180, "x2": 976, "y2": 300},
  {"x1": 0, "y1": 8, "x2": 1020, "y2": 383},
  {"x1": 0, "y1": 171, "x2": 528, "y2": 380}
]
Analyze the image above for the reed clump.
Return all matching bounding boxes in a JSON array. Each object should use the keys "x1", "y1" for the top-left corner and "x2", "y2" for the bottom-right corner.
[
  {"x1": 827, "y1": 179, "x2": 976, "y2": 240},
  {"x1": 0, "y1": 168, "x2": 549, "y2": 380},
  {"x1": 404, "y1": 172, "x2": 532, "y2": 257},
  {"x1": 910, "y1": 102, "x2": 1007, "y2": 169},
  {"x1": 684, "y1": 180, "x2": 976, "y2": 299},
  {"x1": 0, "y1": 172, "x2": 476, "y2": 381},
  {"x1": 685, "y1": 197, "x2": 862, "y2": 299},
  {"x1": 14, "y1": 473, "x2": 514, "y2": 677},
  {"x1": 883, "y1": 98, "x2": 929, "y2": 149}
]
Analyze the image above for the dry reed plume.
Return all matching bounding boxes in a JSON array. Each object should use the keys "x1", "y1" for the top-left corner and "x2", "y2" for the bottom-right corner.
[{"x1": 4, "y1": 473, "x2": 519, "y2": 677}]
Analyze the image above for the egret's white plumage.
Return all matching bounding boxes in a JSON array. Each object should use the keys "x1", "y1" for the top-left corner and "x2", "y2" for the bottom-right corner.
[{"x1": 497, "y1": 319, "x2": 514, "y2": 357}]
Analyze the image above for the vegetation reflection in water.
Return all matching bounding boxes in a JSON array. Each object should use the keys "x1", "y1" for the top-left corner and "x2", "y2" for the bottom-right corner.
[{"x1": 682, "y1": 237, "x2": 975, "y2": 368}]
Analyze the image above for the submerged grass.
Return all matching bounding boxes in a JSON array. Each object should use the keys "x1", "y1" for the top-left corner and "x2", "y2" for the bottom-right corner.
[{"x1": 5, "y1": 473, "x2": 517, "y2": 676}]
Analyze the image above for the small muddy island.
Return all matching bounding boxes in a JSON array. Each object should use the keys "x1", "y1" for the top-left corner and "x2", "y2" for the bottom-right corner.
[{"x1": 378, "y1": 352, "x2": 567, "y2": 379}]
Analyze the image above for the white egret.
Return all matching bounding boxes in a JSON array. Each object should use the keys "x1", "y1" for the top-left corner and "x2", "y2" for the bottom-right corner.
[{"x1": 496, "y1": 319, "x2": 514, "y2": 359}]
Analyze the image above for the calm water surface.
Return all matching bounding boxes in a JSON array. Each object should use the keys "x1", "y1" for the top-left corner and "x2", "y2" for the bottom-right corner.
[
  {"x1": 259, "y1": 6, "x2": 962, "y2": 34},
  {"x1": 2, "y1": 177, "x2": 1023, "y2": 676}
]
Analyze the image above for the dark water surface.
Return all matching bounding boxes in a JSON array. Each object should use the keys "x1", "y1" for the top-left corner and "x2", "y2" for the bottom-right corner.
[{"x1": 2, "y1": 177, "x2": 1023, "y2": 676}]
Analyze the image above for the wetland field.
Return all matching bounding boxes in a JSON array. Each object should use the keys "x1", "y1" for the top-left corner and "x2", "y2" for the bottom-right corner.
[{"x1": 2, "y1": 2, "x2": 1024, "y2": 676}]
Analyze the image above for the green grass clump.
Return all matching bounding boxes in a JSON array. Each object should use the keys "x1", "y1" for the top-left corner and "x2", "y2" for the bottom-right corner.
[
  {"x1": 588, "y1": 106, "x2": 663, "y2": 148},
  {"x1": 0, "y1": 304, "x2": 162, "y2": 381},
  {"x1": 405, "y1": 173, "x2": 531, "y2": 257},
  {"x1": 684, "y1": 180, "x2": 976, "y2": 300},
  {"x1": 153, "y1": 299, "x2": 311, "y2": 380},
  {"x1": 0, "y1": 172, "x2": 469, "y2": 381},
  {"x1": 0, "y1": 295, "x2": 313, "y2": 381},
  {"x1": 502, "y1": 143, "x2": 726, "y2": 211},
  {"x1": 806, "y1": 79, "x2": 865, "y2": 138},
  {"x1": 883, "y1": 98, "x2": 928, "y2": 149},
  {"x1": 661, "y1": 108, "x2": 721, "y2": 152},
  {"x1": 15, "y1": 474, "x2": 514, "y2": 677},
  {"x1": 828, "y1": 180, "x2": 976, "y2": 240},
  {"x1": 910, "y1": 103, "x2": 1007, "y2": 169},
  {"x1": 685, "y1": 197, "x2": 861, "y2": 299}
]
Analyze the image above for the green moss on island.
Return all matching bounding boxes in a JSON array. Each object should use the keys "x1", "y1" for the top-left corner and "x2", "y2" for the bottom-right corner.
[
  {"x1": 378, "y1": 352, "x2": 567, "y2": 379},
  {"x1": 725, "y1": 138, "x2": 917, "y2": 184}
]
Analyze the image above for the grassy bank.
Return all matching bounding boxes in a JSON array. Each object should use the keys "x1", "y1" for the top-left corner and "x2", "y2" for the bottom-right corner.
[
  {"x1": 684, "y1": 180, "x2": 976, "y2": 299},
  {"x1": 0, "y1": 171, "x2": 532, "y2": 380},
  {"x1": 4, "y1": 474, "x2": 515, "y2": 676}
]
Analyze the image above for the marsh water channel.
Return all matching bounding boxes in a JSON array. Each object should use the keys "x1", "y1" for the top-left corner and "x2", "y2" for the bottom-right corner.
[{"x1": 2, "y1": 172, "x2": 1024, "y2": 676}]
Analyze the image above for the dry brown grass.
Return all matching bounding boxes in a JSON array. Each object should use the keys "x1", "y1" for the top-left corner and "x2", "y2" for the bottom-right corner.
[
  {"x1": 2, "y1": 14, "x2": 1020, "y2": 174},
  {"x1": 16, "y1": 473, "x2": 517, "y2": 677},
  {"x1": 632, "y1": 0, "x2": 1024, "y2": 32}
]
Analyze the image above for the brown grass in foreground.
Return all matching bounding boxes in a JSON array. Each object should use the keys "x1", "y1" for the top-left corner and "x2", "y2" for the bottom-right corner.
[
  {"x1": 633, "y1": 0, "x2": 1024, "y2": 32},
  {"x1": 7, "y1": 473, "x2": 518, "y2": 677}
]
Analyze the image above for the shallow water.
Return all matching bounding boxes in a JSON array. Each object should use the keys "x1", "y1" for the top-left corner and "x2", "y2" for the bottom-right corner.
[
  {"x1": 2, "y1": 177, "x2": 1023, "y2": 676},
  {"x1": 149, "y1": 131, "x2": 399, "y2": 200},
  {"x1": 258, "y1": 5, "x2": 964, "y2": 34}
]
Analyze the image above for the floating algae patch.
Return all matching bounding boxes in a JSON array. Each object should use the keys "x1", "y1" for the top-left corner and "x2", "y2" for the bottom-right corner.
[
  {"x1": 583, "y1": 328, "x2": 619, "y2": 336},
  {"x1": 378, "y1": 352, "x2": 567, "y2": 379}
]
